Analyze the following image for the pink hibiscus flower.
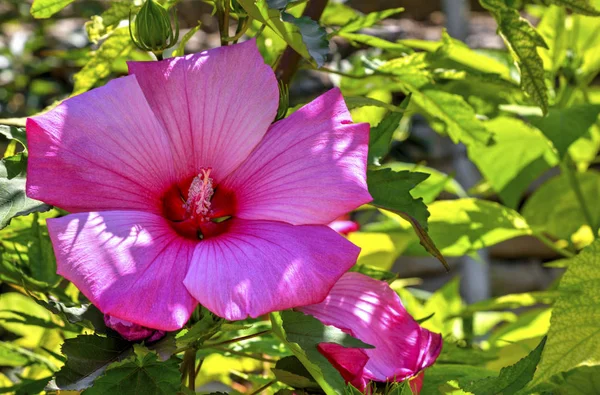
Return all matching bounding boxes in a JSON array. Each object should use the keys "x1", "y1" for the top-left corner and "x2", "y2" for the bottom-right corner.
[
  {"x1": 26, "y1": 40, "x2": 372, "y2": 331},
  {"x1": 298, "y1": 272, "x2": 442, "y2": 392}
]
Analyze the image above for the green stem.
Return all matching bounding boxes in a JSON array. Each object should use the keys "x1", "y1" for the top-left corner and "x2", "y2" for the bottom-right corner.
[
  {"x1": 249, "y1": 380, "x2": 276, "y2": 395},
  {"x1": 210, "y1": 345, "x2": 277, "y2": 363},
  {"x1": 560, "y1": 156, "x2": 597, "y2": 237},
  {"x1": 182, "y1": 348, "x2": 197, "y2": 391},
  {"x1": 224, "y1": 17, "x2": 251, "y2": 42},
  {"x1": 533, "y1": 231, "x2": 576, "y2": 258},
  {"x1": 221, "y1": 1, "x2": 230, "y2": 46},
  {"x1": 201, "y1": 329, "x2": 272, "y2": 349}
]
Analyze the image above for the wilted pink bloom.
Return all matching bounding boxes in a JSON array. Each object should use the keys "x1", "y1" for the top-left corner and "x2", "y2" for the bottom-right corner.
[
  {"x1": 26, "y1": 40, "x2": 371, "y2": 331},
  {"x1": 298, "y1": 272, "x2": 442, "y2": 392},
  {"x1": 104, "y1": 314, "x2": 165, "y2": 342}
]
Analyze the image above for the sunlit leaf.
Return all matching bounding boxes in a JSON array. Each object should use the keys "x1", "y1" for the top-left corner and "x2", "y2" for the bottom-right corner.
[
  {"x1": 30, "y1": 0, "x2": 74, "y2": 18},
  {"x1": 172, "y1": 22, "x2": 202, "y2": 57},
  {"x1": 546, "y1": 0, "x2": 600, "y2": 15},
  {"x1": 468, "y1": 117, "x2": 556, "y2": 208},
  {"x1": 532, "y1": 239, "x2": 600, "y2": 385},
  {"x1": 479, "y1": 0, "x2": 548, "y2": 113},
  {"x1": 238, "y1": 0, "x2": 329, "y2": 67},
  {"x1": 73, "y1": 27, "x2": 134, "y2": 95},
  {"x1": 460, "y1": 337, "x2": 546, "y2": 394},
  {"x1": 340, "y1": 32, "x2": 412, "y2": 53},
  {"x1": 338, "y1": 7, "x2": 404, "y2": 34},
  {"x1": 522, "y1": 170, "x2": 600, "y2": 245},
  {"x1": 85, "y1": 1, "x2": 133, "y2": 43}
]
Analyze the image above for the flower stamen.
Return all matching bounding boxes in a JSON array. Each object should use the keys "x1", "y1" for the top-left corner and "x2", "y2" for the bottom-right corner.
[{"x1": 184, "y1": 168, "x2": 214, "y2": 222}]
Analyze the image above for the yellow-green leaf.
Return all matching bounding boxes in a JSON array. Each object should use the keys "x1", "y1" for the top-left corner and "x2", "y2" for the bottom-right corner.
[{"x1": 30, "y1": 0, "x2": 74, "y2": 18}]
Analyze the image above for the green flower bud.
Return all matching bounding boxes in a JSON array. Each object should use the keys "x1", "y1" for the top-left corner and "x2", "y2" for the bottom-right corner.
[
  {"x1": 129, "y1": 0, "x2": 179, "y2": 54},
  {"x1": 275, "y1": 80, "x2": 289, "y2": 122}
]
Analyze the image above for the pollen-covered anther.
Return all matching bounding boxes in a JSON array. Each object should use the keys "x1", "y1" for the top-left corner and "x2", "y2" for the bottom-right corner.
[{"x1": 184, "y1": 168, "x2": 214, "y2": 221}]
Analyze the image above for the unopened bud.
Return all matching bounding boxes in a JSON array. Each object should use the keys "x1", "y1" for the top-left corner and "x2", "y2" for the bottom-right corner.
[
  {"x1": 104, "y1": 314, "x2": 165, "y2": 342},
  {"x1": 129, "y1": 0, "x2": 179, "y2": 54}
]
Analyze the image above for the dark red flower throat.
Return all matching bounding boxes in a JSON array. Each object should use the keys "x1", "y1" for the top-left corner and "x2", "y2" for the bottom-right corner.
[{"x1": 162, "y1": 168, "x2": 235, "y2": 240}]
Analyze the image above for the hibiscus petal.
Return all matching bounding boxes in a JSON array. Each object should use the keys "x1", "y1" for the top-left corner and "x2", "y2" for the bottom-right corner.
[
  {"x1": 128, "y1": 39, "x2": 278, "y2": 181},
  {"x1": 221, "y1": 88, "x2": 372, "y2": 225},
  {"x1": 317, "y1": 343, "x2": 368, "y2": 387},
  {"x1": 27, "y1": 75, "x2": 176, "y2": 214},
  {"x1": 48, "y1": 211, "x2": 197, "y2": 331},
  {"x1": 183, "y1": 219, "x2": 359, "y2": 320},
  {"x1": 298, "y1": 272, "x2": 443, "y2": 384}
]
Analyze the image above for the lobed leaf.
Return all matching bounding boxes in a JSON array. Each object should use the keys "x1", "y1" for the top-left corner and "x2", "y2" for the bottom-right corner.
[{"x1": 532, "y1": 239, "x2": 600, "y2": 385}]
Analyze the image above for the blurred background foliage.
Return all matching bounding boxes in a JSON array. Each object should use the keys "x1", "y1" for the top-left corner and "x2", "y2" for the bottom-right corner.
[{"x1": 2, "y1": 0, "x2": 600, "y2": 393}]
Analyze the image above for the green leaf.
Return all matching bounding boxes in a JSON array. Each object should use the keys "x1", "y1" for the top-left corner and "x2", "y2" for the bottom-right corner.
[
  {"x1": 437, "y1": 341, "x2": 498, "y2": 366},
  {"x1": 0, "y1": 163, "x2": 51, "y2": 230},
  {"x1": 345, "y1": 96, "x2": 405, "y2": 113},
  {"x1": 271, "y1": 310, "x2": 372, "y2": 395},
  {"x1": 528, "y1": 105, "x2": 600, "y2": 159},
  {"x1": 535, "y1": 366, "x2": 600, "y2": 394},
  {"x1": 175, "y1": 309, "x2": 223, "y2": 349},
  {"x1": 266, "y1": 0, "x2": 293, "y2": 9},
  {"x1": 468, "y1": 117, "x2": 556, "y2": 208},
  {"x1": 459, "y1": 292, "x2": 557, "y2": 316},
  {"x1": 338, "y1": 7, "x2": 404, "y2": 34},
  {"x1": 73, "y1": 27, "x2": 134, "y2": 95},
  {"x1": 0, "y1": 377, "x2": 51, "y2": 395},
  {"x1": 368, "y1": 168, "x2": 449, "y2": 270},
  {"x1": 85, "y1": 1, "x2": 133, "y2": 43},
  {"x1": 0, "y1": 125, "x2": 28, "y2": 149},
  {"x1": 368, "y1": 95, "x2": 409, "y2": 165},
  {"x1": 393, "y1": 199, "x2": 532, "y2": 257},
  {"x1": 537, "y1": 6, "x2": 568, "y2": 74},
  {"x1": 460, "y1": 337, "x2": 546, "y2": 395},
  {"x1": 82, "y1": 349, "x2": 181, "y2": 395},
  {"x1": 172, "y1": 22, "x2": 202, "y2": 57},
  {"x1": 401, "y1": 31, "x2": 512, "y2": 81},
  {"x1": 367, "y1": 168, "x2": 430, "y2": 228},
  {"x1": 238, "y1": 0, "x2": 329, "y2": 67},
  {"x1": 532, "y1": 239, "x2": 600, "y2": 385},
  {"x1": 320, "y1": 2, "x2": 360, "y2": 26},
  {"x1": 479, "y1": 0, "x2": 548, "y2": 113},
  {"x1": 522, "y1": 170, "x2": 600, "y2": 245},
  {"x1": 281, "y1": 12, "x2": 329, "y2": 68},
  {"x1": 408, "y1": 89, "x2": 492, "y2": 147},
  {"x1": 545, "y1": 0, "x2": 600, "y2": 16},
  {"x1": 272, "y1": 356, "x2": 320, "y2": 389},
  {"x1": 420, "y1": 364, "x2": 497, "y2": 395},
  {"x1": 35, "y1": 299, "x2": 106, "y2": 332},
  {"x1": 30, "y1": 0, "x2": 74, "y2": 18},
  {"x1": 340, "y1": 32, "x2": 412, "y2": 53},
  {"x1": 0, "y1": 342, "x2": 30, "y2": 367},
  {"x1": 55, "y1": 334, "x2": 132, "y2": 390}
]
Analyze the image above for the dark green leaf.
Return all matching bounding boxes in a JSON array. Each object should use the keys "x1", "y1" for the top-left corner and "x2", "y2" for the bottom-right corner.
[
  {"x1": 54, "y1": 334, "x2": 132, "y2": 390},
  {"x1": 272, "y1": 356, "x2": 320, "y2": 389},
  {"x1": 82, "y1": 349, "x2": 181, "y2": 395},
  {"x1": 420, "y1": 364, "x2": 496, "y2": 394},
  {"x1": 0, "y1": 125, "x2": 27, "y2": 149},
  {"x1": 368, "y1": 95, "x2": 409, "y2": 166},
  {"x1": 281, "y1": 12, "x2": 329, "y2": 68},
  {"x1": 460, "y1": 337, "x2": 546, "y2": 394},
  {"x1": 340, "y1": 32, "x2": 412, "y2": 53},
  {"x1": 30, "y1": 0, "x2": 74, "y2": 18},
  {"x1": 2, "y1": 153, "x2": 27, "y2": 180},
  {"x1": 528, "y1": 105, "x2": 600, "y2": 159},
  {"x1": 0, "y1": 162, "x2": 51, "y2": 230},
  {"x1": 35, "y1": 299, "x2": 106, "y2": 332}
]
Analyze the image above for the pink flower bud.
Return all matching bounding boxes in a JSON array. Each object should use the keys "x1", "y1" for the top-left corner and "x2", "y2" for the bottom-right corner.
[{"x1": 104, "y1": 315, "x2": 165, "y2": 343}]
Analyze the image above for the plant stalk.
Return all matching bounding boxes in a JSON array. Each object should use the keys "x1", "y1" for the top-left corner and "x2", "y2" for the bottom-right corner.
[{"x1": 560, "y1": 156, "x2": 597, "y2": 238}]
